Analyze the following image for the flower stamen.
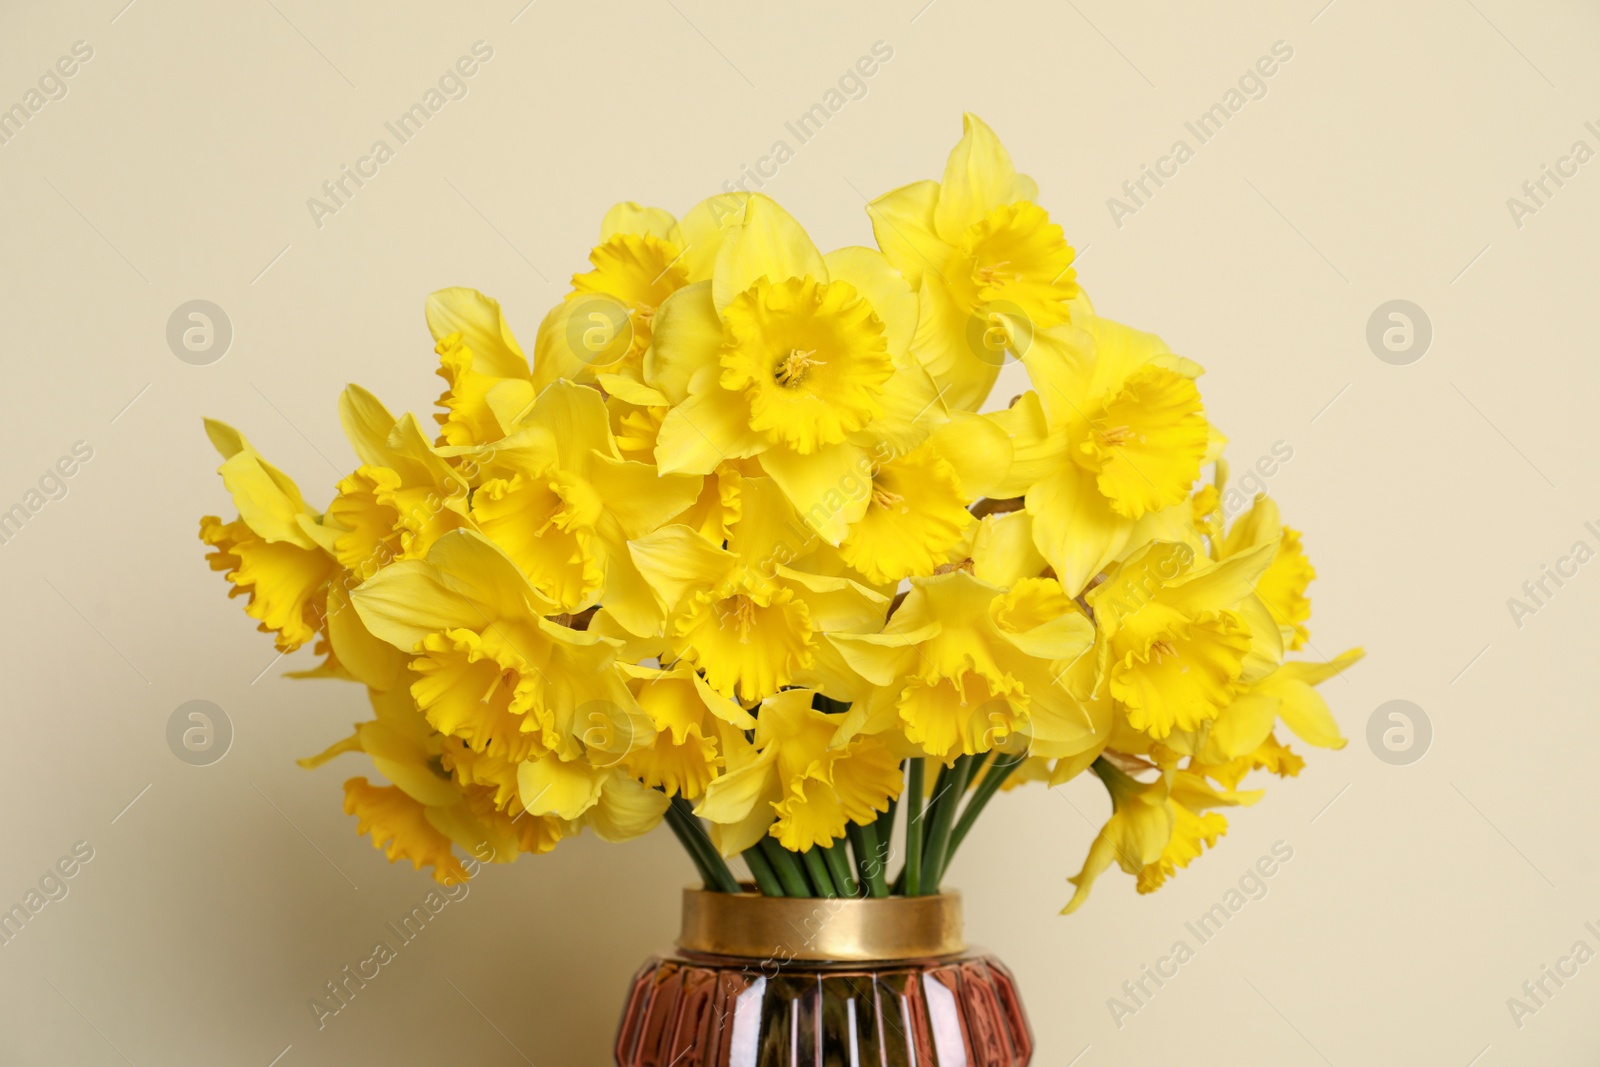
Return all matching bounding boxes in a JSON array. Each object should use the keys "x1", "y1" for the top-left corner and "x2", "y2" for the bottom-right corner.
[
  {"x1": 871, "y1": 485, "x2": 904, "y2": 510},
  {"x1": 774, "y1": 348, "x2": 825, "y2": 387},
  {"x1": 973, "y1": 259, "x2": 1015, "y2": 288},
  {"x1": 1097, "y1": 424, "x2": 1133, "y2": 446}
]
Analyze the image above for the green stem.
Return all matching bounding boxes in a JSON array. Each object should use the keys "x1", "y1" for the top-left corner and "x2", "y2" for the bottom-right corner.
[
  {"x1": 759, "y1": 837, "x2": 811, "y2": 897},
  {"x1": 873, "y1": 770, "x2": 900, "y2": 893},
  {"x1": 912, "y1": 760, "x2": 952, "y2": 895},
  {"x1": 823, "y1": 840, "x2": 858, "y2": 897},
  {"x1": 902, "y1": 758, "x2": 926, "y2": 897},
  {"x1": 742, "y1": 844, "x2": 784, "y2": 897},
  {"x1": 941, "y1": 752, "x2": 1025, "y2": 883},
  {"x1": 848, "y1": 823, "x2": 871, "y2": 890},
  {"x1": 919, "y1": 754, "x2": 976, "y2": 894},
  {"x1": 667, "y1": 797, "x2": 740, "y2": 894},
  {"x1": 850, "y1": 822, "x2": 890, "y2": 897},
  {"x1": 802, "y1": 847, "x2": 838, "y2": 898},
  {"x1": 663, "y1": 802, "x2": 718, "y2": 889},
  {"x1": 881, "y1": 788, "x2": 900, "y2": 851}
]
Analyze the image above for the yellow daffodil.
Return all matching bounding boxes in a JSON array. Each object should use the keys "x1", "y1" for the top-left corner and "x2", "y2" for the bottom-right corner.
[
  {"x1": 695, "y1": 689, "x2": 902, "y2": 854},
  {"x1": 1254, "y1": 649, "x2": 1363, "y2": 750},
  {"x1": 837, "y1": 439, "x2": 975, "y2": 584},
  {"x1": 306, "y1": 686, "x2": 565, "y2": 882},
  {"x1": 311, "y1": 385, "x2": 473, "y2": 572},
  {"x1": 1013, "y1": 316, "x2": 1216, "y2": 594},
  {"x1": 1063, "y1": 760, "x2": 1172, "y2": 913},
  {"x1": 1221, "y1": 495, "x2": 1316, "y2": 650},
  {"x1": 629, "y1": 476, "x2": 888, "y2": 703},
  {"x1": 868, "y1": 113, "x2": 1082, "y2": 411},
  {"x1": 620, "y1": 664, "x2": 757, "y2": 800},
  {"x1": 532, "y1": 195, "x2": 751, "y2": 390},
  {"x1": 515, "y1": 756, "x2": 671, "y2": 842},
  {"x1": 199, "y1": 126, "x2": 1362, "y2": 907},
  {"x1": 426, "y1": 288, "x2": 536, "y2": 448},
  {"x1": 1134, "y1": 769, "x2": 1260, "y2": 895},
  {"x1": 647, "y1": 194, "x2": 943, "y2": 542},
  {"x1": 831, "y1": 568, "x2": 1101, "y2": 762},
  {"x1": 566, "y1": 203, "x2": 690, "y2": 380},
  {"x1": 198, "y1": 420, "x2": 335, "y2": 653},
  {"x1": 351, "y1": 527, "x2": 653, "y2": 764},
  {"x1": 1087, "y1": 540, "x2": 1274, "y2": 740},
  {"x1": 344, "y1": 777, "x2": 471, "y2": 885},
  {"x1": 451, "y1": 380, "x2": 700, "y2": 636}
]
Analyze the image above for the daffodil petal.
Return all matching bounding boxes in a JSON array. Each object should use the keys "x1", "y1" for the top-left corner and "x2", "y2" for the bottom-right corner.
[
  {"x1": 866, "y1": 179, "x2": 945, "y2": 290},
  {"x1": 339, "y1": 384, "x2": 398, "y2": 470},
  {"x1": 517, "y1": 756, "x2": 607, "y2": 820},
  {"x1": 628, "y1": 524, "x2": 737, "y2": 611},
  {"x1": 654, "y1": 368, "x2": 765, "y2": 475},
  {"x1": 712, "y1": 194, "x2": 827, "y2": 313},
  {"x1": 1026, "y1": 465, "x2": 1134, "y2": 595},
  {"x1": 823, "y1": 246, "x2": 918, "y2": 357},
  {"x1": 645, "y1": 281, "x2": 723, "y2": 405},
  {"x1": 599, "y1": 201, "x2": 681, "y2": 243},
  {"x1": 677, "y1": 192, "x2": 750, "y2": 281},
  {"x1": 583, "y1": 772, "x2": 671, "y2": 842},
  {"x1": 425, "y1": 287, "x2": 530, "y2": 378},
  {"x1": 934, "y1": 113, "x2": 1022, "y2": 243},
  {"x1": 762, "y1": 441, "x2": 872, "y2": 544}
]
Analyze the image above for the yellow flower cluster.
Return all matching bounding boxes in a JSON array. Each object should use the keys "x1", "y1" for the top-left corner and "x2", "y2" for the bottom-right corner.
[{"x1": 198, "y1": 114, "x2": 1360, "y2": 909}]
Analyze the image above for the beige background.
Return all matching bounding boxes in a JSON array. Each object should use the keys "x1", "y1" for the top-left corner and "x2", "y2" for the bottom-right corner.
[{"x1": 2, "y1": 0, "x2": 1597, "y2": 1063}]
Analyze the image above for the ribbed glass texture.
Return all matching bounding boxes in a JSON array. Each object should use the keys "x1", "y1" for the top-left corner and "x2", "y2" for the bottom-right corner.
[{"x1": 614, "y1": 951, "x2": 1033, "y2": 1066}]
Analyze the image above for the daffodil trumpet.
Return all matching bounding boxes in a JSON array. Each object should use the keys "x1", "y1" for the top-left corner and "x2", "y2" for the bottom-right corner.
[{"x1": 198, "y1": 114, "x2": 1359, "y2": 914}]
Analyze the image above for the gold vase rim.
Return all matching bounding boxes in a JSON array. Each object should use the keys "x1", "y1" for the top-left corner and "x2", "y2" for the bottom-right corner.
[{"x1": 677, "y1": 887, "x2": 965, "y2": 963}]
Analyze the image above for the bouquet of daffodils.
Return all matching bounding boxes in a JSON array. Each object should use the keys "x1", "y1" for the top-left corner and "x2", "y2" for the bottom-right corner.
[{"x1": 200, "y1": 115, "x2": 1360, "y2": 911}]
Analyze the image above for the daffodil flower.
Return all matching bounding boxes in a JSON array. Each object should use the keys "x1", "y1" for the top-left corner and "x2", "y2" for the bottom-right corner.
[
  {"x1": 868, "y1": 113, "x2": 1082, "y2": 411},
  {"x1": 620, "y1": 664, "x2": 756, "y2": 800},
  {"x1": 309, "y1": 384, "x2": 473, "y2": 572},
  {"x1": 303, "y1": 685, "x2": 565, "y2": 883},
  {"x1": 198, "y1": 420, "x2": 336, "y2": 653},
  {"x1": 1013, "y1": 315, "x2": 1218, "y2": 594},
  {"x1": 425, "y1": 287, "x2": 537, "y2": 447},
  {"x1": 629, "y1": 477, "x2": 888, "y2": 703},
  {"x1": 1087, "y1": 539, "x2": 1276, "y2": 740},
  {"x1": 514, "y1": 755, "x2": 671, "y2": 843},
  {"x1": 351, "y1": 527, "x2": 653, "y2": 765},
  {"x1": 342, "y1": 777, "x2": 473, "y2": 885},
  {"x1": 448, "y1": 380, "x2": 701, "y2": 637},
  {"x1": 527, "y1": 195, "x2": 755, "y2": 392},
  {"x1": 695, "y1": 689, "x2": 902, "y2": 855},
  {"x1": 646, "y1": 194, "x2": 943, "y2": 543},
  {"x1": 836, "y1": 439, "x2": 976, "y2": 585},
  {"x1": 1132, "y1": 769, "x2": 1261, "y2": 896},
  {"x1": 1062, "y1": 760, "x2": 1173, "y2": 913},
  {"x1": 831, "y1": 568, "x2": 1101, "y2": 763},
  {"x1": 1220, "y1": 495, "x2": 1316, "y2": 651}
]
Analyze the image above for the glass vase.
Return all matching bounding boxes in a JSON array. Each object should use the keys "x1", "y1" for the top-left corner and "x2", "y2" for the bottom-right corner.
[{"x1": 614, "y1": 890, "x2": 1033, "y2": 1066}]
